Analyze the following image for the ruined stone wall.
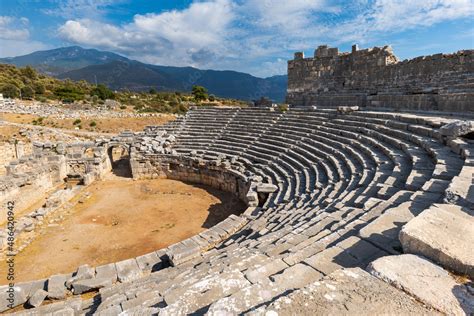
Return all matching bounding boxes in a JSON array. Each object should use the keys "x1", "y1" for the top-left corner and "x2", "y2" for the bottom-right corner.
[
  {"x1": 0, "y1": 140, "x2": 111, "y2": 223},
  {"x1": 0, "y1": 141, "x2": 32, "y2": 175},
  {"x1": 0, "y1": 154, "x2": 67, "y2": 224},
  {"x1": 130, "y1": 154, "x2": 259, "y2": 205},
  {"x1": 63, "y1": 143, "x2": 110, "y2": 183},
  {"x1": 287, "y1": 45, "x2": 474, "y2": 112}
]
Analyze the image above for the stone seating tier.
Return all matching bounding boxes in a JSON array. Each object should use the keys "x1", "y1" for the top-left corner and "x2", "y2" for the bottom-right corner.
[{"x1": 4, "y1": 107, "x2": 473, "y2": 315}]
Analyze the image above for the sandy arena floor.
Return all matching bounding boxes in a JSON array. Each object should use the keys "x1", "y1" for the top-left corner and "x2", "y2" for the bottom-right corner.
[{"x1": 0, "y1": 178, "x2": 246, "y2": 283}]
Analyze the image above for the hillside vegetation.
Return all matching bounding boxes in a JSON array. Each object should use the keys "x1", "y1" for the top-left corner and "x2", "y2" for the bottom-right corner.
[
  {"x1": 1, "y1": 46, "x2": 287, "y2": 102},
  {"x1": 0, "y1": 63, "x2": 248, "y2": 114}
]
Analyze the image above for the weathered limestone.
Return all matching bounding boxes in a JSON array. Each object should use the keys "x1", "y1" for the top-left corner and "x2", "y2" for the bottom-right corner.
[
  {"x1": 115, "y1": 259, "x2": 142, "y2": 283},
  {"x1": 256, "y1": 183, "x2": 278, "y2": 193},
  {"x1": 368, "y1": 254, "x2": 474, "y2": 315},
  {"x1": 264, "y1": 268, "x2": 440, "y2": 315},
  {"x1": 27, "y1": 289, "x2": 48, "y2": 308},
  {"x1": 0, "y1": 286, "x2": 27, "y2": 312},
  {"x1": 270, "y1": 263, "x2": 323, "y2": 289},
  {"x1": 445, "y1": 165, "x2": 474, "y2": 208},
  {"x1": 359, "y1": 201, "x2": 426, "y2": 254},
  {"x1": 47, "y1": 274, "x2": 69, "y2": 299},
  {"x1": 440, "y1": 120, "x2": 474, "y2": 137},
  {"x1": 160, "y1": 269, "x2": 251, "y2": 315},
  {"x1": 95, "y1": 263, "x2": 118, "y2": 281},
  {"x1": 72, "y1": 278, "x2": 112, "y2": 294},
  {"x1": 287, "y1": 44, "x2": 474, "y2": 112},
  {"x1": 400, "y1": 204, "x2": 474, "y2": 278},
  {"x1": 2, "y1": 106, "x2": 473, "y2": 314},
  {"x1": 244, "y1": 258, "x2": 288, "y2": 284}
]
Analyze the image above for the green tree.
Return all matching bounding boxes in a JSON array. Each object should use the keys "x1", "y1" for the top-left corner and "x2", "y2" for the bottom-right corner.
[
  {"x1": 33, "y1": 82, "x2": 46, "y2": 94},
  {"x1": 21, "y1": 66, "x2": 37, "y2": 80},
  {"x1": 149, "y1": 88, "x2": 157, "y2": 94},
  {"x1": 192, "y1": 85, "x2": 208, "y2": 102},
  {"x1": 0, "y1": 83, "x2": 20, "y2": 98},
  {"x1": 208, "y1": 94, "x2": 216, "y2": 102},
  {"x1": 21, "y1": 85, "x2": 35, "y2": 99},
  {"x1": 54, "y1": 84, "x2": 85, "y2": 101},
  {"x1": 91, "y1": 84, "x2": 115, "y2": 100}
]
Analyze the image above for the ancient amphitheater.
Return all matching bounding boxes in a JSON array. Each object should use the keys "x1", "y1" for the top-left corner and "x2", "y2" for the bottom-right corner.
[{"x1": 1, "y1": 45, "x2": 473, "y2": 315}]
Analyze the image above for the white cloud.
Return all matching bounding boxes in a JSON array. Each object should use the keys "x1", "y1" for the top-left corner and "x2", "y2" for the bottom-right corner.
[
  {"x1": 56, "y1": 0, "x2": 474, "y2": 76},
  {"x1": 330, "y1": 0, "x2": 474, "y2": 44},
  {"x1": 239, "y1": 0, "x2": 332, "y2": 31},
  {"x1": 43, "y1": 0, "x2": 120, "y2": 19},
  {"x1": 0, "y1": 16, "x2": 30, "y2": 40},
  {"x1": 0, "y1": 16, "x2": 50, "y2": 58},
  {"x1": 58, "y1": 0, "x2": 236, "y2": 67}
]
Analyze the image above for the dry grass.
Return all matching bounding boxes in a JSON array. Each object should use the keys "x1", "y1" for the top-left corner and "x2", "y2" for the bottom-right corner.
[{"x1": 1, "y1": 112, "x2": 176, "y2": 133}]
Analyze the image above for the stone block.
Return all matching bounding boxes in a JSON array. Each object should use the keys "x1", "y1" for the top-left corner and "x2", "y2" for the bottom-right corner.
[
  {"x1": 359, "y1": 201, "x2": 423, "y2": 254},
  {"x1": 270, "y1": 263, "x2": 322, "y2": 290},
  {"x1": 207, "y1": 279, "x2": 283, "y2": 315},
  {"x1": 264, "y1": 268, "x2": 440, "y2": 315},
  {"x1": 0, "y1": 286, "x2": 27, "y2": 312},
  {"x1": 400, "y1": 204, "x2": 474, "y2": 278},
  {"x1": 368, "y1": 254, "x2": 473, "y2": 315},
  {"x1": 303, "y1": 246, "x2": 360, "y2": 275},
  {"x1": 27, "y1": 289, "x2": 48, "y2": 308},
  {"x1": 72, "y1": 277, "x2": 112, "y2": 294},
  {"x1": 95, "y1": 263, "x2": 117, "y2": 282},
  {"x1": 256, "y1": 183, "x2": 278, "y2": 193},
  {"x1": 135, "y1": 251, "x2": 161, "y2": 272},
  {"x1": 244, "y1": 258, "x2": 288, "y2": 284},
  {"x1": 440, "y1": 120, "x2": 474, "y2": 137},
  {"x1": 116, "y1": 259, "x2": 142, "y2": 282},
  {"x1": 444, "y1": 166, "x2": 474, "y2": 208},
  {"x1": 47, "y1": 274, "x2": 68, "y2": 299},
  {"x1": 66, "y1": 264, "x2": 95, "y2": 288}
]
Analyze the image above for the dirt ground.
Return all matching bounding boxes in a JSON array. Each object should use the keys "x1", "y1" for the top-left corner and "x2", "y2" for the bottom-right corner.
[
  {"x1": 0, "y1": 125, "x2": 27, "y2": 142},
  {"x1": 0, "y1": 112, "x2": 175, "y2": 133},
  {"x1": 0, "y1": 178, "x2": 246, "y2": 284}
]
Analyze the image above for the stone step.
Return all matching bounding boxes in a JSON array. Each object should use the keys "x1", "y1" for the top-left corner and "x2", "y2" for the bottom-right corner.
[
  {"x1": 261, "y1": 267, "x2": 441, "y2": 315},
  {"x1": 400, "y1": 203, "x2": 474, "y2": 278},
  {"x1": 368, "y1": 254, "x2": 474, "y2": 315}
]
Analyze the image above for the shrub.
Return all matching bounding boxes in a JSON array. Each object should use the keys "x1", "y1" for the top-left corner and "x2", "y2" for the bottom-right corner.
[
  {"x1": 91, "y1": 84, "x2": 115, "y2": 100},
  {"x1": 21, "y1": 85, "x2": 35, "y2": 99},
  {"x1": 36, "y1": 96, "x2": 48, "y2": 103},
  {"x1": 192, "y1": 85, "x2": 208, "y2": 102},
  {"x1": 0, "y1": 83, "x2": 20, "y2": 98},
  {"x1": 89, "y1": 121, "x2": 97, "y2": 127},
  {"x1": 278, "y1": 104, "x2": 289, "y2": 112},
  {"x1": 73, "y1": 119, "x2": 82, "y2": 125}
]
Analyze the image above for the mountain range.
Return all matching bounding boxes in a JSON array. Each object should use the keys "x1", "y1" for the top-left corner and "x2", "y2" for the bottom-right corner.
[{"x1": 0, "y1": 46, "x2": 287, "y2": 102}]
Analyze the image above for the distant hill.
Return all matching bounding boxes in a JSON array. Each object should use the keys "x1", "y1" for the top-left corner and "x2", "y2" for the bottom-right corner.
[
  {"x1": 0, "y1": 46, "x2": 128, "y2": 76},
  {"x1": 1, "y1": 46, "x2": 288, "y2": 102}
]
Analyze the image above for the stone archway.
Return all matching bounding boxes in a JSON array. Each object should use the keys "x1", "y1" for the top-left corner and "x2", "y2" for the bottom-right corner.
[{"x1": 107, "y1": 144, "x2": 132, "y2": 178}]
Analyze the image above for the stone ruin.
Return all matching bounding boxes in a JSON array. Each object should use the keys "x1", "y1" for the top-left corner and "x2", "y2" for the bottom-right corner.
[
  {"x1": 0, "y1": 46, "x2": 473, "y2": 314},
  {"x1": 287, "y1": 44, "x2": 473, "y2": 112},
  {"x1": 0, "y1": 104, "x2": 472, "y2": 315}
]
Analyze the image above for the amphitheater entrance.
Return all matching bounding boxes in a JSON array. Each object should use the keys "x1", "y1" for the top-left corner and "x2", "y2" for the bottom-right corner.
[{"x1": 107, "y1": 144, "x2": 132, "y2": 178}]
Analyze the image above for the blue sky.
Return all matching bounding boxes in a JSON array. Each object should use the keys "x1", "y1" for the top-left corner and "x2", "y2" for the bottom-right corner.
[{"x1": 0, "y1": 0, "x2": 473, "y2": 77}]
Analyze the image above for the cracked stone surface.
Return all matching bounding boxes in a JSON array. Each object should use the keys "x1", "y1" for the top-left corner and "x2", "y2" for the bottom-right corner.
[
  {"x1": 264, "y1": 267, "x2": 440, "y2": 315},
  {"x1": 400, "y1": 204, "x2": 474, "y2": 278},
  {"x1": 368, "y1": 254, "x2": 474, "y2": 315}
]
